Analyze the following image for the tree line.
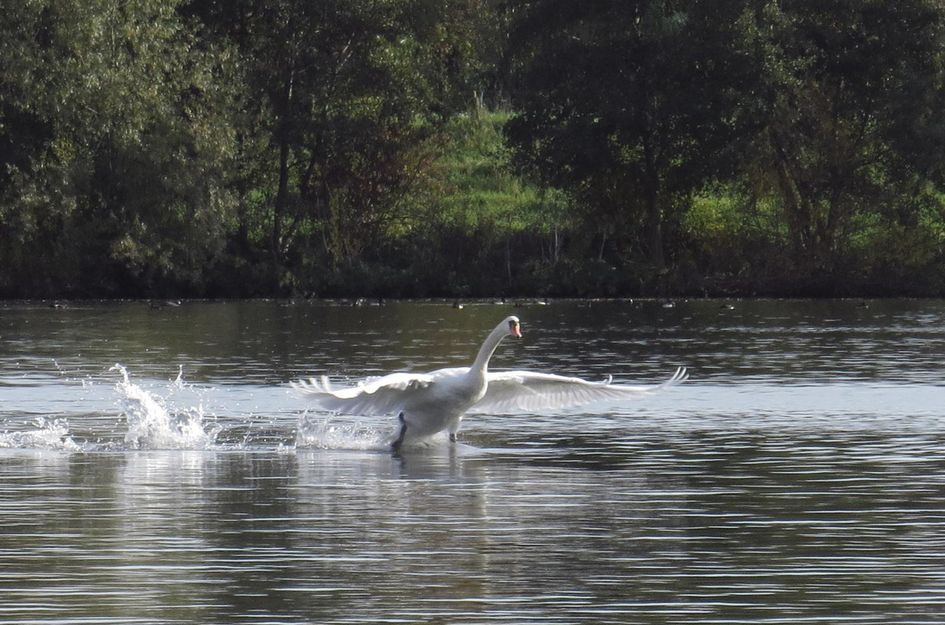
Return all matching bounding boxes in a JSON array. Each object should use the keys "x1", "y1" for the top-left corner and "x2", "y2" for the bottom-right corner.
[{"x1": 3, "y1": 0, "x2": 945, "y2": 299}]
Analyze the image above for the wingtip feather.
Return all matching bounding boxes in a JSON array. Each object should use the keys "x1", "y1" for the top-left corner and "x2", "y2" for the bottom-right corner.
[
  {"x1": 657, "y1": 366, "x2": 689, "y2": 390},
  {"x1": 290, "y1": 375, "x2": 332, "y2": 396}
]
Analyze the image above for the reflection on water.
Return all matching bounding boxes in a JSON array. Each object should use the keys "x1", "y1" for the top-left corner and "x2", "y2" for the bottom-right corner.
[
  {"x1": 1, "y1": 299, "x2": 945, "y2": 623},
  {"x1": 4, "y1": 437, "x2": 945, "y2": 624}
]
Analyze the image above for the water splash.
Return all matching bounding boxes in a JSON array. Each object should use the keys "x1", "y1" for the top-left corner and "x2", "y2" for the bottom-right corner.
[
  {"x1": 172, "y1": 364, "x2": 185, "y2": 389},
  {"x1": 111, "y1": 364, "x2": 219, "y2": 450},
  {"x1": 0, "y1": 417, "x2": 80, "y2": 451},
  {"x1": 295, "y1": 411, "x2": 391, "y2": 451}
]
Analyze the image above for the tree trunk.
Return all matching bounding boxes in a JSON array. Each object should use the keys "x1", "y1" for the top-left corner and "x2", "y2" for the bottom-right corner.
[
  {"x1": 272, "y1": 138, "x2": 290, "y2": 263},
  {"x1": 271, "y1": 65, "x2": 295, "y2": 266},
  {"x1": 644, "y1": 200, "x2": 664, "y2": 269},
  {"x1": 642, "y1": 136, "x2": 665, "y2": 269}
]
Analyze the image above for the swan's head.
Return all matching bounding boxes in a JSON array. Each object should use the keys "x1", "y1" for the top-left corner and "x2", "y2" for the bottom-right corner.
[{"x1": 506, "y1": 316, "x2": 522, "y2": 338}]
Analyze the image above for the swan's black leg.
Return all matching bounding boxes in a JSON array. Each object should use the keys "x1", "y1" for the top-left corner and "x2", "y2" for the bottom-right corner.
[
  {"x1": 391, "y1": 412, "x2": 407, "y2": 451},
  {"x1": 449, "y1": 432, "x2": 457, "y2": 443}
]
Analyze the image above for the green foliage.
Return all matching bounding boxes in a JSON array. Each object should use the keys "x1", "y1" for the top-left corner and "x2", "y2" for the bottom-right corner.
[
  {"x1": 0, "y1": 0, "x2": 237, "y2": 297},
  {"x1": 310, "y1": 107, "x2": 574, "y2": 298},
  {"x1": 737, "y1": 0, "x2": 945, "y2": 274},
  {"x1": 505, "y1": 0, "x2": 753, "y2": 268},
  {"x1": 433, "y1": 109, "x2": 566, "y2": 233},
  {"x1": 5, "y1": 0, "x2": 945, "y2": 298}
]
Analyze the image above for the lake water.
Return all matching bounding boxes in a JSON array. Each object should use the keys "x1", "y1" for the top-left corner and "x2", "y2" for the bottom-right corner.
[{"x1": 2, "y1": 298, "x2": 945, "y2": 624}]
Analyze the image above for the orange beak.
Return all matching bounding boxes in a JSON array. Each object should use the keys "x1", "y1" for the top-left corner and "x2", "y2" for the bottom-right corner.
[{"x1": 510, "y1": 320, "x2": 522, "y2": 338}]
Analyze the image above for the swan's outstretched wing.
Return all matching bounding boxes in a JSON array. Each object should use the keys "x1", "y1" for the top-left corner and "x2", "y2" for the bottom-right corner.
[
  {"x1": 470, "y1": 366, "x2": 688, "y2": 414},
  {"x1": 290, "y1": 372, "x2": 435, "y2": 416}
]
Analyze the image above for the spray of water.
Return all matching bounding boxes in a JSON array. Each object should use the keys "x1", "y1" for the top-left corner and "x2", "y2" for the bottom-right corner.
[
  {"x1": 2, "y1": 364, "x2": 397, "y2": 452},
  {"x1": 111, "y1": 364, "x2": 219, "y2": 450},
  {"x1": 295, "y1": 410, "x2": 391, "y2": 451},
  {"x1": 0, "y1": 417, "x2": 80, "y2": 451}
]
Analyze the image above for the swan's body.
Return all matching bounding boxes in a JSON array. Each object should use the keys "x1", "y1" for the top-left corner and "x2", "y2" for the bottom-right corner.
[{"x1": 291, "y1": 315, "x2": 687, "y2": 449}]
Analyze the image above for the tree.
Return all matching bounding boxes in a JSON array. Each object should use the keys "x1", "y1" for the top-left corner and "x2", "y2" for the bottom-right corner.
[
  {"x1": 740, "y1": 0, "x2": 945, "y2": 273},
  {"x1": 0, "y1": 0, "x2": 237, "y2": 296},
  {"x1": 505, "y1": 0, "x2": 751, "y2": 270},
  {"x1": 190, "y1": 0, "x2": 488, "y2": 289}
]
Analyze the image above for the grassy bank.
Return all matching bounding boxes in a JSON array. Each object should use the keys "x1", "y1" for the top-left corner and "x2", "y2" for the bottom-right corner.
[{"x1": 291, "y1": 109, "x2": 945, "y2": 299}]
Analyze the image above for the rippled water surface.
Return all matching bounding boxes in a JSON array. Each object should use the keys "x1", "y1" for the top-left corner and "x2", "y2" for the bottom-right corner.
[{"x1": 2, "y1": 299, "x2": 945, "y2": 624}]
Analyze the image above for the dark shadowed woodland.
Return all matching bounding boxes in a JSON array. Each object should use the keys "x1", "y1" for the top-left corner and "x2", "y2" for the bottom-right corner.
[{"x1": 4, "y1": 0, "x2": 945, "y2": 298}]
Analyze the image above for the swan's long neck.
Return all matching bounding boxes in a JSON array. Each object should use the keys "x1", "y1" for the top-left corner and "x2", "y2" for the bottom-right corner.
[{"x1": 471, "y1": 323, "x2": 509, "y2": 375}]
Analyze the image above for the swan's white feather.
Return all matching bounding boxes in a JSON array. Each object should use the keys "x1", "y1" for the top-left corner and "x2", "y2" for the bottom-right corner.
[
  {"x1": 469, "y1": 366, "x2": 688, "y2": 414},
  {"x1": 290, "y1": 368, "x2": 464, "y2": 416},
  {"x1": 293, "y1": 366, "x2": 688, "y2": 417}
]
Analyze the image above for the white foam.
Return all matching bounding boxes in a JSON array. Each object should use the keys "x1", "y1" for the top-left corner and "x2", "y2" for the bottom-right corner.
[
  {"x1": 0, "y1": 417, "x2": 81, "y2": 451},
  {"x1": 111, "y1": 364, "x2": 219, "y2": 450},
  {"x1": 295, "y1": 411, "x2": 391, "y2": 451}
]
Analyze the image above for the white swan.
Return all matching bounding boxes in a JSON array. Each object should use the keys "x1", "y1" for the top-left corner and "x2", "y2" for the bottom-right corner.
[{"x1": 291, "y1": 315, "x2": 688, "y2": 450}]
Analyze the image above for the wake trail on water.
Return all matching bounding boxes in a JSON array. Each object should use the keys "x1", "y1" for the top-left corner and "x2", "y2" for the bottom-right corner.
[
  {"x1": 0, "y1": 417, "x2": 81, "y2": 451},
  {"x1": 111, "y1": 364, "x2": 391, "y2": 451},
  {"x1": 0, "y1": 364, "x2": 394, "y2": 452},
  {"x1": 295, "y1": 411, "x2": 391, "y2": 451}
]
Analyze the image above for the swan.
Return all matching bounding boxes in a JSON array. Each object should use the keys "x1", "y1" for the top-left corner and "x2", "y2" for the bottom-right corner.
[{"x1": 291, "y1": 315, "x2": 688, "y2": 450}]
